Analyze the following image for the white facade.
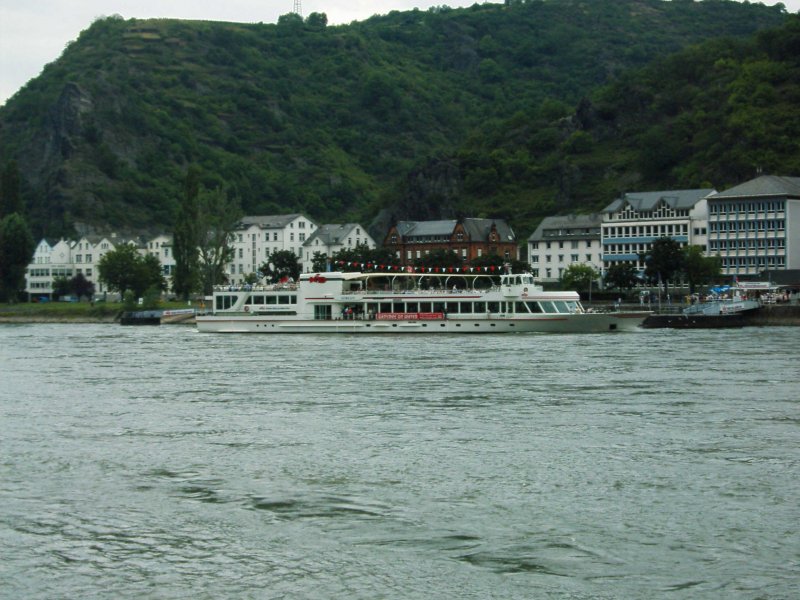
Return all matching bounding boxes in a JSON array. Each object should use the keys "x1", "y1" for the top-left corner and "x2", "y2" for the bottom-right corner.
[
  {"x1": 527, "y1": 214, "x2": 603, "y2": 282},
  {"x1": 144, "y1": 234, "x2": 176, "y2": 286},
  {"x1": 707, "y1": 175, "x2": 800, "y2": 277},
  {"x1": 601, "y1": 189, "x2": 714, "y2": 275},
  {"x1": 303, "y1": 223, "x2": 376, "y2": 270},
  {"x1": 227, "y1": 214, "x2": 317, "y2": 284},
  {"x1": 25, "y1": 236, "x2": 118, "y2": 299}
]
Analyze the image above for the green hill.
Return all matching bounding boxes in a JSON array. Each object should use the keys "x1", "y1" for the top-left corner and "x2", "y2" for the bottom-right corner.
[{"x1": 0, "y1": 0, "x2": 791, "y2": 240}]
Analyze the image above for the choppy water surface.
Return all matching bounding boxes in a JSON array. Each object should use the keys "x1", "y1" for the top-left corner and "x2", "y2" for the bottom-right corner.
[{"x1": 0, "y1": 324, "x2": 798, "y2": 599}]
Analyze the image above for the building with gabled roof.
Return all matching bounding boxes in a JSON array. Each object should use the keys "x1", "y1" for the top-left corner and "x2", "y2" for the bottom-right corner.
[
  {"x1": 707, "y1": 175, "x2": 800, "y2": 277},
  {"x1": 384, "y1": 218, "x2": 517, "y2": 265},
  {"x1": 303, "y1": 223, "x2": 376, "y2": 269},
  {"x1": 228, "y1": 214, "x2": 317, "y2": 283},
  {"x1": 527, "y1": 214, "x2": 603, "y2": 282},
  {"x1": 601, "y1": 188, "x2": 715, "y2": 274}
]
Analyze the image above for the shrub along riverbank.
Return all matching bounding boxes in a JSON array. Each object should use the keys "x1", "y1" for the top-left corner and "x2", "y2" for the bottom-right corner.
[{"x1": 0, "y1": 301, "x2": 194, "y2": 323}]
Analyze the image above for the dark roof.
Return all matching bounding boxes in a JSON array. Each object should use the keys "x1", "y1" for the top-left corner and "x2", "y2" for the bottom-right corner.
[
  {"x1": 711, "y1": 175, "x2": 800, "y2": 199},
  {"x1": 603, "y1": 189, "x2": 714, "y2": 213},
  {"x1": 303, "y1": 223, "x2": 361, "y2": 247},
  {"x1": 395, "y1": 218, "x2": 515, "y2": 242},
  {"x1": 528, "y1": 214, "x2": 603, "y2": 241},
  {"x1": 238, "y1": 214, "x2": 304, "y2": 229}
]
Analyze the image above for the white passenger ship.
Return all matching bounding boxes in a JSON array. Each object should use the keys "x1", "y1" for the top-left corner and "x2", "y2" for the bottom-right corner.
[{"x1": 196, "y1": 270, "x2": 649, "y2": 334}]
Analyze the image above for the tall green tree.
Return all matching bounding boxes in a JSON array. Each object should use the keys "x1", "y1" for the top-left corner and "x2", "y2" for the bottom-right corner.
[
  {"x1": 197, "y1": 186, "x2": 241, "y2": 295},
  {"x1": 604, "y1": 262, "x2": 640, "y2": 291},
  {"x1": 97, "y1": 244, "x2": 165, "y2": 298},
  {"x1": 172, "y1": 166, "x2": 201, "y2": 300},
  {"x1": 642, "y1": 237, "x2": 685, "y2": 295},
  {"x1": 683, "y1": 245, "x2": 721, "y2": 294},
  {"x1": 260, "y1": 249, "x2": 300, "y2": 283},
  {"x1": 0, "y1": 160, "x2": 23, "y2": 219},
  {"x1": 310, "y1": 251, "x2": 328, "y2": 272},
  {"x1": 561, "y1": 263, "x2": 597, "y2": 292},
  {"x1": 0, "y1": 213, "x2": 35, "y2": 302}
]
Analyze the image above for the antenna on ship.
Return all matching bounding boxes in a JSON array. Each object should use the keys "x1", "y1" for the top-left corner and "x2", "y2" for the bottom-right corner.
[{"x1": 293, "y1": 0, "x2": 302, "y2": 17}]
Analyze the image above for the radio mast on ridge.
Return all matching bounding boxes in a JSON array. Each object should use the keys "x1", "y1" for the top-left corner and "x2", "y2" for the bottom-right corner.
[{"x1": 293, "y1": 1, "x2": 302, "y2": 17}]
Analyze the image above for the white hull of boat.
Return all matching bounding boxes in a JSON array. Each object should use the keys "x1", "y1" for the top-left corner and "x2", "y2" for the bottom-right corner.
[{"x1": 196, "y1": 312, "x2": 647, "y2": 334}]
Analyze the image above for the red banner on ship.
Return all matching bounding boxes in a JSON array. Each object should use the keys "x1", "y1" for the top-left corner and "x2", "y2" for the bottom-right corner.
[{"x1": 376, "y1": 312, "x2": 444, "y2": 321}]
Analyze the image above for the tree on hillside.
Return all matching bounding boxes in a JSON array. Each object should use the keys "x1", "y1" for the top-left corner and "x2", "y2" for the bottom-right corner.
[
  {"x1": 642, "y1": 237, "x2": 685, "y2": 295},
  {"x1": 683, "y1": 245, "x2": 721, "y2": 294},
  {"x1": 196, "y1": 186, "x2": 242, "y2": 295},
  {"x1": 260, "y1": 250, "x2": 300, "y2": 283},
  {"x1": 97, "y1": 244, "x2": 165, "y2": 298},
  {"x1": 604, "y1": 262, "x2": 640, "y2": 291},
  {"x1": 561, "y1": 263, "x2": 597, "y2": 292},
  {"x1": 172, "y1": 166, "x2": 201, "y2": 300},
  {"x1": 0, "y1": 213, "x2": 35, "y2": 302},
  {"x1": 0, "y1": 160, "x2": 24, "y2": 219}
]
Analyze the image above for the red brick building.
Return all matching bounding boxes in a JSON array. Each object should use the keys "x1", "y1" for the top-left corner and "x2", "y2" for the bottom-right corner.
[{"x1": 384, "y1": 218, "x2": 518, "y2": 265}]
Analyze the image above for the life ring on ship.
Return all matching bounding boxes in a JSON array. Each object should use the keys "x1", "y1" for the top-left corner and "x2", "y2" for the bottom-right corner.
[{"x1": 244, "y1": 305, "x2": 250, "y2": 312}]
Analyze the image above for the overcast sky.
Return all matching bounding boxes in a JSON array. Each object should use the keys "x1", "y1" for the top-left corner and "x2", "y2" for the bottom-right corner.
[{"x1": 1, "y1": 0, "x2": 798, "y2": 106}]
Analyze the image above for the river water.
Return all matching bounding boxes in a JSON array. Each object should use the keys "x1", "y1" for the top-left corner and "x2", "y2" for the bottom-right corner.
[{"x1": 0, "y1": 324, "x2": 797, "y2": 599}]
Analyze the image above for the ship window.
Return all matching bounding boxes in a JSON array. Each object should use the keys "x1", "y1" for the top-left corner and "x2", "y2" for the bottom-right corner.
[
  {"x1": 433, "y1": 302, "x2": 445, "y2": 314},
  {"x1": 515, "y1": 301, "x2": 528, "y2": 313},
  {"x1": 488, "y1": 302, "x2": 500, "y2": 313},
  {"x1": 419, "y1": 302, "x2": 432, "y2": 313},
  {"x1": 474, "y1": 302, "x2": 486, "y2": 312},
  {"x1": 406, "y1": 302, "x2": 418, "y2": 313},
  {"x1": 251, "y1": 295, "x2": 265, "y2": 305},
  {"x1": 526, "y1": 301, "x2": 543, "y2": 313},
  {"x1": 565, "y1": 301, "x2": 580, "y2": 313},
  {"x1": 460, "y1": 302, "x2": 472, "y2": 314},
  {"x1": 446, "y1": 302, "x2": 458, "y2": 314},
  {"x1": 380, "y1": 302, "x2": 392, "y2": 313},
  {"x1": 539, "y1": 301, "x2": 556, "y2": 313},
  {"x1": 553, "y1": 301, "x2": 570, "y2": 313}
]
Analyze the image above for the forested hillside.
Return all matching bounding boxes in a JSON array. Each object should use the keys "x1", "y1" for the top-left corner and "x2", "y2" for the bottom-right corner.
[{"x1": 0, "y1": 0, "x2": 791, "y2": 240}]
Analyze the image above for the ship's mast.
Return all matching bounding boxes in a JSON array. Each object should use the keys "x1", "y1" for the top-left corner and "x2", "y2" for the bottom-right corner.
[{"x1": 293, "y1": 1, "x2": 302, "y2": 17}]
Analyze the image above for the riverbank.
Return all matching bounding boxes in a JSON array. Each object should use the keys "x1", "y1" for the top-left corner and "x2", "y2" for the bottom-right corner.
[
  {"x1": 0, "y1": 301, "x2": 194, "y2": 324},
  {"x1": 3, "y1": 303, "x2": 800, "y2": 325}
]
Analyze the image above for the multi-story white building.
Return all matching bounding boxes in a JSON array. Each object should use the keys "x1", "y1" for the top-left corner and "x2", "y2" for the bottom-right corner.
[
  {"x1": 707, "y1": 175, "x2": 800, "y2": 277},
  {"x1": 25, "y1": 235, "x2": 119, "y2": 299},
  {"x1": 527, "y1": 214, "x2": 603, "y2": 282},
  {"x1": 227, "y1": 214, "x2": 317, "y2": 284},
  {"x1": 601, "y1": 188, "x2": 715, "y2": 274},
  {"x1": 144, "y1": 234, "x2": 176, "y2": 284},
  {"x1": 303, "y1": 223, "x2": 376, "y2": 270}
]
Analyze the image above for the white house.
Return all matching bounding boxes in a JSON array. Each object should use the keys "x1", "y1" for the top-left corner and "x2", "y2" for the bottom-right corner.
[
  {"x1": 143, "y1": 234, "x2": 176, "y2": 288},
  {"x1": 24, "y1": 233, "x2": 165, "y2": 300},
  {"x1": 303, "y1": 223, "x2": 376, "y2": 270},
  {"x1": 707, "y1": 175, "x2": 800, "y2": 277},
  {"x1": 227, "y1": 214, "x2": 317, "y2": 284},
  {"x1": 601, "y1": 188, "x2": 714, "y2": 275},
  {"x1": 527, "y1": 214, "x2": 603, "y2": 282}
]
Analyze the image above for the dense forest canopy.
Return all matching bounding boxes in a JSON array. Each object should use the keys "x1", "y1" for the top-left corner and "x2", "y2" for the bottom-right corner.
[{"x1": 0, "y1": 0, "x2": 794, "y2": 241}]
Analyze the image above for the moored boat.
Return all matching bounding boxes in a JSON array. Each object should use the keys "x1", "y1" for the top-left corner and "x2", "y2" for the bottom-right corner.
[{"x1": 196, "y1": 271, "x2": 650, "y2": 334}]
